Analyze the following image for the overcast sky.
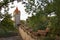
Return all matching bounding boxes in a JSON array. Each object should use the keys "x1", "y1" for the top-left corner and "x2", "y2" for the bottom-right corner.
[
  {"x1": 10, "y1": 1, "x2": 29, "y2": 20},
  {"x1": 0, "y1": 0, "x2": 54, "y2": 20},
  {"x1": 1, "y1": 1, "x2": 29, "y2": 20}
]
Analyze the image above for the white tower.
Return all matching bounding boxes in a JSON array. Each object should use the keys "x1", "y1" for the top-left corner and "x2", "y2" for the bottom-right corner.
[{"x1": 14, "y1": 7, "x2": 20, "y2": 27}]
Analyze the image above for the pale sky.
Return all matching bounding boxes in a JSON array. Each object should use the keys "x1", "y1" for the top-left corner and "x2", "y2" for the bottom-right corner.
[
  {"x1": 1, "y1": 0, "x2": 55, "y2": 21},
  {"x1": 9, "y1": 1, "x2": 28, "y2": 20},
  {"x1": 1, "y1": 1, "x2": 29, "y2": 20}
]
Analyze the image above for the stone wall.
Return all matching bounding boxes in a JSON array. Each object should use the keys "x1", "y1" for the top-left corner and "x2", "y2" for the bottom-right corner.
[{"x1": 18, "y1": 27, "x2": 36, "y2": 40}]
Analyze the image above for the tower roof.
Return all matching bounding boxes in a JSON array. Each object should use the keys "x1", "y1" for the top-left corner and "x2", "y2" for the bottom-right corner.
[{"x1": 14, "y1": 7, "x2": 20, "y2": 14}]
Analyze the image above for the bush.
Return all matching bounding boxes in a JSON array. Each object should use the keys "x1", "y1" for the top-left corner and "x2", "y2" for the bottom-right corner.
[
  {"x1": 0, "y1": 31, "x2": 18, "y2": 37},
  {"x1": 43, "y1": 36, "x2": 55, "y2": 40},
  {"x1": 0, "y1": 28, "x2": 18, "y2": 37}
]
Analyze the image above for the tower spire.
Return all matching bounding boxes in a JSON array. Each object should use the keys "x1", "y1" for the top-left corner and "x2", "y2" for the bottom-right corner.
[{"x1": 14, "y1": 7, "x2": 20, "y2": 14}]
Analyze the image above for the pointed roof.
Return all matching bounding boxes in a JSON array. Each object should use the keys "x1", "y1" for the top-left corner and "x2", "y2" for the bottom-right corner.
[{"x1": 14, "y1": 7, "x2": 20, "y2": 14}]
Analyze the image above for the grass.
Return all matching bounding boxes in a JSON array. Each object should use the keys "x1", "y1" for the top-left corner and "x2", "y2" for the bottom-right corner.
[{"x1": 0, "y1": 29, "x2": 18, "y2": 38}]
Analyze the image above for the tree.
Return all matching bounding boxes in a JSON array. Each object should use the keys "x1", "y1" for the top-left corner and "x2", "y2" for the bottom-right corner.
[
  {"x1": 52, "y1": 0, "x2": 60, "y2": 35},
  {"x1": 1, "y1": 13, "x2": 16, "y2": 32},
  {"x1": 24, "y1": 0, "x2": 60, "y2": 36},
  {"x1": 24, "y1": 0, "x2": 51, "y2": 31},
  {"x1": 0, "y1": 0, "x2": 22, "y2": 20}
]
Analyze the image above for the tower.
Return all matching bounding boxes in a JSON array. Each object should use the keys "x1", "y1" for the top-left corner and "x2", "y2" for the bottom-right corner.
[{"x1": 14, "y1": 7, "x2": 20, "y2": 27}]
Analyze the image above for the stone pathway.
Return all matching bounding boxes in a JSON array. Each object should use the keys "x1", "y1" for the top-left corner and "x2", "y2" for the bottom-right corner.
[{"x1": 0, "y1": 36, "x2": 23, "y2": 40}]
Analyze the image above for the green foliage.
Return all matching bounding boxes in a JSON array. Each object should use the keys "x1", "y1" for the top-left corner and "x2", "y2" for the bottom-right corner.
[
  {"x1": 20, "y1": 20, "x2": 26, "y2": 25},
  {"x1": 0, "y1": 13, "x2": 17, "y2": 37},
  {"x1": 43, "y1": 37, "x2": 55, "y2": 40},
  {"x1": 0, "y1": 12, "x2": 3, "y2": 19},
  {"x1": 0, "y1": 13, "x2": 16, "y2": 32},
  {"x1": 0, "y1": 30, "x2": 18, "y2": 37},
  {"x1": 25, "y1": 0, "x2": 60, "y2": 36},
  {"x1": 25, "y1": 0, "x2": 49, "y2": 31},
  {"x1": 53, "y1": 0, "x2": 60, "y2": 35},
  {"x1": 26, "y1": 12, "x2": 48, "y2": 31}
]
